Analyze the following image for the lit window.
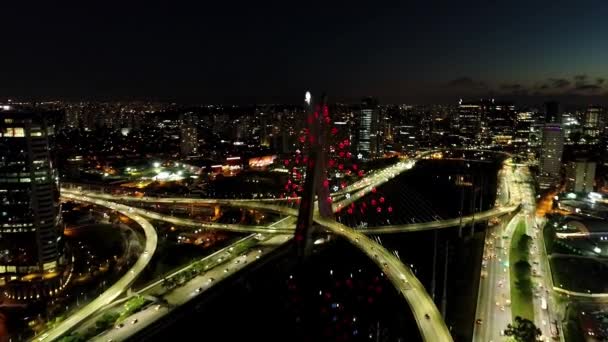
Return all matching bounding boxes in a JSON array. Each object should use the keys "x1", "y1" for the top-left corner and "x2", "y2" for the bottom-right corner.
[{"x1": 1, "y1": 127, "x2": 25, "y2": 137}]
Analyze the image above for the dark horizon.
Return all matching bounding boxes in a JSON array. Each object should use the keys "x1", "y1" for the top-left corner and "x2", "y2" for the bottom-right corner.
[{"x1": 2, "y1": 1, "x2": 607, "y2": 105}]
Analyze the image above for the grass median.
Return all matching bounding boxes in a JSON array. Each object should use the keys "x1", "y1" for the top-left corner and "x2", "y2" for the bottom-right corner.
[{"x1": 509, "y1": 219, "x2": 535, "y2": 321}]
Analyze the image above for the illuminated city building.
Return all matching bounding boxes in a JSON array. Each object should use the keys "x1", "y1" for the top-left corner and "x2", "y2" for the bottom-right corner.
[
  {"x1": 454, "y1": 100, "x2": 485, "y2": 142},
  {"x1": 566, "y1": 160, "x2": 596, "y2": 193},
  {"x1": 538, "y1": 123, "x2": 564, "y2": 189},
  {"x1": 583, "y1": 106, "x2": 606, "y2": 140},
  {"x1": 454, "y1": 99, "x2": 515, "y2": 145},
  {"x1": 355, "y1": 97, "x2": 382, "y2": 159},
  {"x1": 180, "y1": 113, "x2": 199, "y2": 156},
  {"x1": 0, "y1": 109, "x2": 68, "y2": 299},
  {"x1": 561, "y1": 112, "x2": 581, "y2": 143}
]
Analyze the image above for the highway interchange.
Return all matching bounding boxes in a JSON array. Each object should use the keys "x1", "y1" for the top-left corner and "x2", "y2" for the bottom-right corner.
[
  {"x1": 39, "y1": 151, "x2": 517, "y2": 341},
  {"x1": 36, "y1": 193, "x2": 158, "y2": 342}
]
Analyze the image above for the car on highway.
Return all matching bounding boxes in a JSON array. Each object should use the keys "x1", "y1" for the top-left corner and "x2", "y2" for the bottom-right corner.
[
  {"x1": 207, "y1": 277, "x2": 214, "y2": 283},
  {"x1": 224, "y1": 268, "x2": 229, "y2": 273},
  {"x1": 131, "y1": 319, "x2": 138, "y2": 325},
  {"x1": 476, "y1": 319, "x2": 483, "y2": 325},
  {"x1": 116, "y1": 323, "x2": 124, "y2": 329}
]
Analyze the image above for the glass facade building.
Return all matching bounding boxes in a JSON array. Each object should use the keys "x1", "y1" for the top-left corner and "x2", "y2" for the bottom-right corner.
[{"x1": 0, "y1": 109, "x2": 68, "y2": 299}]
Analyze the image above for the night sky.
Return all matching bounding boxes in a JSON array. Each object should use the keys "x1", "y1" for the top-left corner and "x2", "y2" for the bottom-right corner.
[{"x1": 2, "y1": 1, "x2": 607, "y2": 104}]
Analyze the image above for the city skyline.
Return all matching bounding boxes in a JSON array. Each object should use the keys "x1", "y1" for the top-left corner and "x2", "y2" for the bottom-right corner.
[
  {"x1": 1, "y1": 1, "x2": 608, "y2": 104},
  {"x1": 3, "y1": 3, "x2": 608, "y2": 341}
]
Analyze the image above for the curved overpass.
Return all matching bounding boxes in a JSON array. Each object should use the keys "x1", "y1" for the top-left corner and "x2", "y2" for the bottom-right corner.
[
  {"x1": 314, "y1": 215, "x2": 452, "y2": 342},
  {"x1": 59, "y1": 191, "x2": 453, "y2": 341},
  {"x1": 356, "y1": 205, "x2": 519, "y2": 234},
  {"x1": 63, "y1": 189, "x2": 518, "y2": 235},
  {"x1": 48, "y1": 150, "x2": 513, "y2": 341},
  {"x1": 36, "y1": 193, "x2": 158, "y2": 342}
]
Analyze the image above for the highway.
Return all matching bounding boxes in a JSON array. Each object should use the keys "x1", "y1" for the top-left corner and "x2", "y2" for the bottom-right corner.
[
  {"x1": 54, "y1": 150, "x2": 513, "y2": 341},
  {"x1": 62, "y1": 188, "x2": 517, "y2": 235},
  {"x1": 332, "y1": 159, "x2": 415, "y2": 198},
  {"x1": 91, "y1": 219, "x2": 295, "y2": 341},
  {"x1": 59, "y1": 192, "x2": 452, "y2": 341},
  {"x1": 92, "y1": 231, "x2": 293, "y2": 342},
  {"x1": 35, "y1": 193, "x2": 158, "y2": 342},
  {"x1": 473, "y1": 162, "x2": 521, "y2": 341},
  {"x1": 357, "y1": 205, "x2": 518, "y2": 234},
  {"x1": 509, "y1": 165, "x2": 553, "y2": 339},
  {"x1": 314, "y1": 214, "x2": 453, "y2": 342},
  {"x1": 473, "y1": 213, "x2": 520, "y2": 342},
  {"x1": 473, "y1": 161, "x2": 554, "y2": 341}
]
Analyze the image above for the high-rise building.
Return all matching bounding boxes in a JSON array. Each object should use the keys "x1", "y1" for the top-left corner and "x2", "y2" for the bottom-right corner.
[
  {"x1": 583, "y1": 106, "x2": 606, "y2": 139},
  {"x1": 488, "y1": 102, "x2": 516, "y2": 146},
  {"x1": 565, "y1": 161, "x2": 596, "y2": 193},
  {"x1": 454, "y1": 100, "x2": 484, "y2": 141},
  {"x1": 538, "y1": 123, "x2": 564, "y2": 189},
  {"x1": 180, "y1": 114, "x2": 198, "y2": 157},
  {"x1": 561, "y1": 112, "x2": 581, "y2": 143},
  {"x1": 454, "y1": 99, "x2": 514, "y2": 145},
  {"x1": 355, "y1": 97, "x2": 382, "y2": 159},
  {"x1": 0, "y1": 109, "x2": 68, "y2": 299},
  {"x1": 544, "y1": 101, "x2": 561, "y2": 124},
  {"x1": 513, "y1": 111, "x2": 536, "y2": 144}
]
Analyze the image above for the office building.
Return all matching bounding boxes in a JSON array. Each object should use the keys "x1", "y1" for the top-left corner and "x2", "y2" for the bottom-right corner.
[
  {"x1": 583, "y1": 106, "x2": 606, "y2": 139},
  {"x1": 180, "y1": 113, "x2": 199, "y2": 157},
  {"x1": 538, "y1": 123, "x2": 564, "y2": 189},
  {"x1": 454, "y1": 100, "x2": 485, "y2": 141},
  {"x1": 561, "y1": 112, "x2": 581, "y2": 143},
  {"x1": 454, "y1": 99, "x2": 515, "y2": 145},
  {"x1": 0, "y1": 109, "x2": 68, "y2": 299},
  {"x1": 545, "y1": 101, "x2": 561, "y2": 124},
  {"x1": 355, "y1": 97, "x2": 382, "y2": 159},
  {"x1": 565, "y1": 161, "x2": 596, "y2": 193}
]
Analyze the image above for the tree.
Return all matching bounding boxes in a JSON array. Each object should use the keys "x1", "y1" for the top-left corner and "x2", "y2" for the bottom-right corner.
[
  {"x1": 514, "y1": 260, "x2": 533, "y2": 295},
  {"x1": 514, "y1": 260, "x2": 531, "y2": 275},
  {"x1": 504, "y1": 316, "x2": 542, "y2": 342},
  {"x1": 95, "y1": 312, "x2": 119, "y2": 331},
  {"x1": 58, "y1": 333, "x2": 86, "y2": 342},
  {"x1": 517, "y1": 234, "x2": 532, "y2": 254}
]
